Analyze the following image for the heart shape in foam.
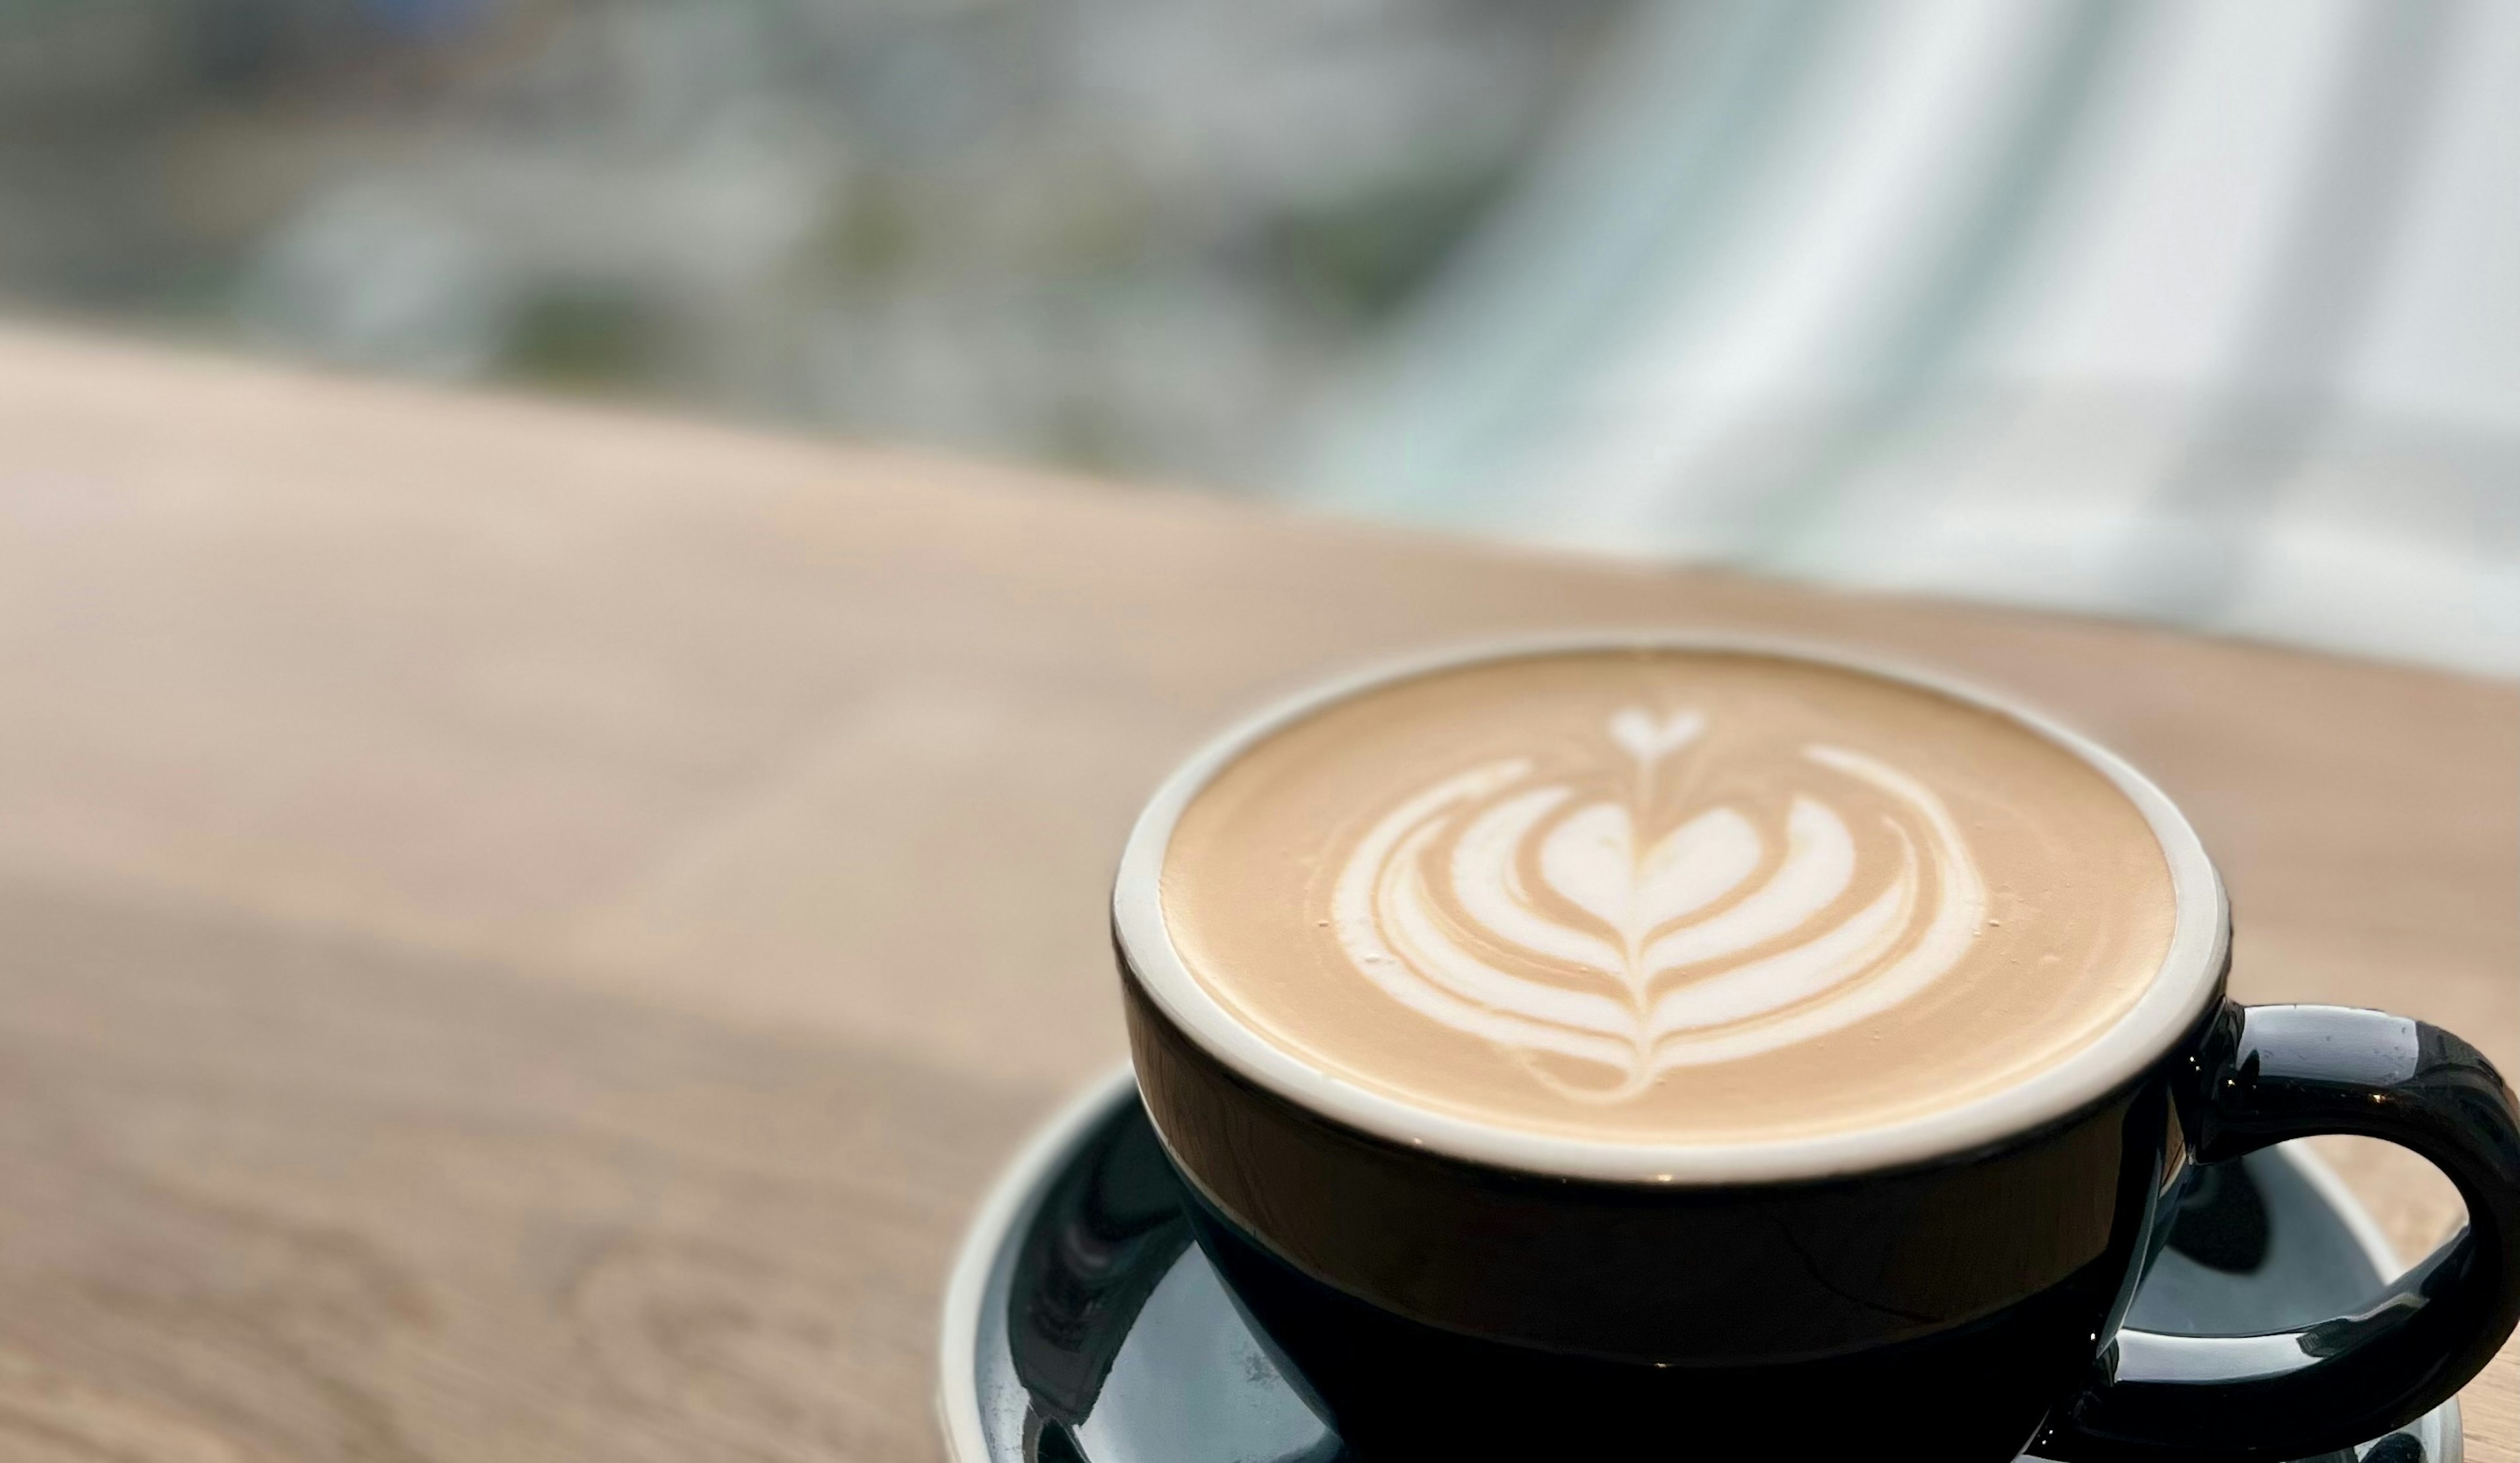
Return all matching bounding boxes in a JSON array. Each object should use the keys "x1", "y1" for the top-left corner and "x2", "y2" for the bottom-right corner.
[
  {"x1": 1537, "y1": 802, "x2": 1763, "y2": 955},
  {"x1": 1608, "y1": 708, "x2": 1705, "y2": 764}
]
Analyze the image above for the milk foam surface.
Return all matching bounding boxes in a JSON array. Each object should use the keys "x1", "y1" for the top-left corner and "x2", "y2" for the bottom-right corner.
[{"x1": 1158, "y1": 649, "x2": 2176, "y2": 1145}]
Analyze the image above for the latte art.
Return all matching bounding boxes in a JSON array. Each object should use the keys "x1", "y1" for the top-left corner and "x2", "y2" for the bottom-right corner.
[
  {"x1": 1155, "y1": 648, "x2": 2176, "y2": 1145},
  {"x1": 1332, "y1": 712, "x2": 1986, "y2": 1100}
]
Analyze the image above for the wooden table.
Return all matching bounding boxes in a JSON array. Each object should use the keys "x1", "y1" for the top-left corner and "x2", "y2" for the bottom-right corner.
[{"x1": 0, "y1": 323, "x2": 2506, "y2": 1462}]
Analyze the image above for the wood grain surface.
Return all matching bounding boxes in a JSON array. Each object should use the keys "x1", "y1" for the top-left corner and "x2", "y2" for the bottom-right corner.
[{"x1": 0, "y1": 323, "x2": 2508, "y2": 1461}]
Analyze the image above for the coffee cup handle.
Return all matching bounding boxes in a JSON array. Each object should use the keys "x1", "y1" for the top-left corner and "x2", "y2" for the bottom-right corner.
[{"x1": 2038, "y1": 1003, "x2": 2520, "y2": 1462}]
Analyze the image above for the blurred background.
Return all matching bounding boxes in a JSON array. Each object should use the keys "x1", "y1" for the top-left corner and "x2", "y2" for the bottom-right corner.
[{"x1": 2, "y1": 0, "x2": 2510, "y2": 674}]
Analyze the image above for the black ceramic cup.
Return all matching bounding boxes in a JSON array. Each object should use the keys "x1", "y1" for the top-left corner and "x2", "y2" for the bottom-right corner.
[{"x1": 1110, "y1": 639, "x2": 2520, "y2": 1462}]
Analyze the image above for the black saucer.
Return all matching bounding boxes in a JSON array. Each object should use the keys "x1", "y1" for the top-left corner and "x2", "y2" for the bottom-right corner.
[{"x1": 939, "y1": 1071, "x2": 2460, "y2": 1463}]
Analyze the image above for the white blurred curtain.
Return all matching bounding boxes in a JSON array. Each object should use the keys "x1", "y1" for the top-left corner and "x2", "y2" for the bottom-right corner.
[{"x1": 1299, "y1": 0, "x2": 2519, "y2": 676}]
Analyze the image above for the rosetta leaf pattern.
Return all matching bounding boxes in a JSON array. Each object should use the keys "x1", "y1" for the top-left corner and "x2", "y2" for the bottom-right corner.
[{"x1": 1328, "y1": 711, "x2": 1987, "y2": 1100}]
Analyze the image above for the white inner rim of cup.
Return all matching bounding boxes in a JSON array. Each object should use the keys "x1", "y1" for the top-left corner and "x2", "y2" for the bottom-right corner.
[{"x1": 1112, "y1": 633, "x2": 2229, "y2": 1185}]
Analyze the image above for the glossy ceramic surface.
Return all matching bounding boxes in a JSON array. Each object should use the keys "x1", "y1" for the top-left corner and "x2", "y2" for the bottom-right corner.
[{"x1": 939, "y1": 1072, "x2": 2460, "y2": 1463}]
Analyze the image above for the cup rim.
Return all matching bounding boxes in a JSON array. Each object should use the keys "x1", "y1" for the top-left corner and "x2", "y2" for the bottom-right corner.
[{"x1": 1112, "y1": 631, "x2": 2230, "y2": 1185}]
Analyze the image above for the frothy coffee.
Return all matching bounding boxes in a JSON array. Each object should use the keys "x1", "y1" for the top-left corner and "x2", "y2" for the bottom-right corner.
[{"x1": 1156, "y1": 648, "x2": 2176, "y2": 1145}]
